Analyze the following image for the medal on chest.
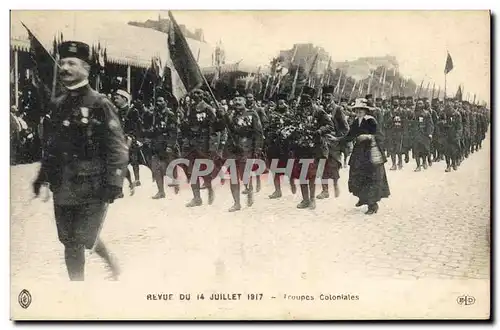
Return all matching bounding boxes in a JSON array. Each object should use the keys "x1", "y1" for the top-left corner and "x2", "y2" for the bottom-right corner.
[
  {"x1": 237, "y1": 115, "x2": 252, "y2": 127},
  {"x1": 196, "y1": 111, "x2": 207, "y2": 122},
  {"x1": 80, "y1": 107, "x2": 89, "y2": 124}
]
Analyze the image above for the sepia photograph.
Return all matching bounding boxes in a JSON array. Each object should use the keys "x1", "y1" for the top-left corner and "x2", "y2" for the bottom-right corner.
[{"x1": 8, "y1": 9, "x2": 491, "y2": 320}]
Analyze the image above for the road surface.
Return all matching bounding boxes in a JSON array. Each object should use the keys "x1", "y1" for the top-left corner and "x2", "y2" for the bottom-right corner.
[{"x1": 11, "y1": 137, "x2": 490, "y2": 284}]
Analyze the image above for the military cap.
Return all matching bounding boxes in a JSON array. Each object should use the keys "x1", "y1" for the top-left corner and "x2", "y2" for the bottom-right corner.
[
  {"x1": 301, "y1": 86, "x2": 316, "y2": 98},
  {"x1": 322, "y1": 85, "x2": 335, "y2": 95},
  {"x1": 365, "y1": 94, "x2": 373, "y2": 100},
  {"x1": 375, "y1": 97, "x2": 382, "y2": 101},
  {"x1": 58, "y1": 41, "x2": 90, "y2": 63},
  {"x1": 391, "y1": 95, "x2": 399, "y2": 100},
  {"x1": 432, "y1": 98, "x2": 439, "y2": 102},
  {"x1": 340, "y1": 97, "x2": 348, "y2": 103},
  {"x1": 406, "y1": 96, "x2": 414, "y2": 100}
]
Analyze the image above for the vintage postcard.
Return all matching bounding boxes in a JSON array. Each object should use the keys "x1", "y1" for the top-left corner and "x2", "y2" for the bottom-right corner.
[{"x1": 10, "y1": 10, "x2": 490, "y2": 320}]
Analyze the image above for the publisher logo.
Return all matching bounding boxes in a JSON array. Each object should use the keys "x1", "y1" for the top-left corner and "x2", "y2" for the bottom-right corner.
[
  {"x1": 457, "y1": 295, "x2": 475, "y2": 306},
  {"x1": 18, "y1": 289, "x2": 32, "y2": 309}
]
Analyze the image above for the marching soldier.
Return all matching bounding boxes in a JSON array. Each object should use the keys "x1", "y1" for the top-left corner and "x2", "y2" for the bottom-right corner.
[
  {"x1": 245, "y1": 93, "x2": 267, "y2": 193},
  {"x1": 460, "y1": 101, "x2": 471, "y2": 160},
  {"x1": 288, "y1": 86, "x2": 334, "y2": 210},
  {"x1": 409, "y1": 99, "x2": 434, "y2": 171},
  {"x1": 424, "y1": 97, "x2": 438, "y2": 165},
  {"x1": 452, "y1": 100, "x2": 464, "y2": 165},
  {"x1": 339, "y1": 97, "x2": 354, "y2": 167},
  {"x1": 225, "y1": 95, "x2": 264, "y2": 212},
  {"x1": 317, "y1": 85, "x2": 349, "y2": 199},
  {"x1": 469, "y1": 105, "x2": 478, "y2": 154},
  {"x1": 433, "y1": 98, "x2": 447, "y2": 162},
  {"x1": 32, "y1": 41, "x2": 128, "y2": 281},
  {"x1": 442, "y1": 100, "x2": 463, "y2": 172},
  {"x1": 429, "y1": 98, "x2": 442, "y2": 162},
  {"x1": 180, "y1": 88, "x2": 224, "y2": 207},
  {"x1": 385, "y1": 96, "x2": 406, "y2": 170},
  {"x1": 373, "y1": 97, "x2": 387, "y2": 155},
  {"x1": 139, "y1": 101, "x2": 155, "y2": 181},
  {"x1": 402, "y1": 96, "x2": 414, "y2": 164},
  {"x1": 150, "y1": 94, "x2": 181, "y2": 199},
  {"x1": 266, "y1": 93, "x2": 296, "y2": 198},
  {"x1": 112, "y1": 89, "x2": 142, "y2": 196},
  {"x1": 476, "y1": 106, "x2": 487, "y2": 150}
]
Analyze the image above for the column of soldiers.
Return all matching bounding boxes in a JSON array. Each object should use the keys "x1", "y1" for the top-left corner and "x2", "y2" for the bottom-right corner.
[{"x1": 111, "y1": 85, "x2": 489, "y2": 210}]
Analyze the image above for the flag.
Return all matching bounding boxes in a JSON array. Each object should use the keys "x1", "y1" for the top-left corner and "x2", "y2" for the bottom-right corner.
[
  {"x1": 455, "y1": 85, "x2": 462, "y2": 101},
  {"x1": 431, "y1": 82, "x2": 435, "y2": 99},
  {"x1": 436, "y1": 86, "x2": 441, "y2": 99},
  {"x1": 22, "y1": 22, "x2": 56, "y2": 94},
  {"x1": 473, "y1": 94, "x2": 477, "y2": 105},
  {"x1": 444, "y1": 52, "x2": 454, "y2": 74},
  {"x1": 168, "y1": 11, "x2": 204, "y2": 94}
]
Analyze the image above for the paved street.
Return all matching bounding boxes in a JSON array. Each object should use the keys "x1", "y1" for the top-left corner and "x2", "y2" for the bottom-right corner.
[{"x1": 11, "y1": 136, "x2": 490, "y2": 284}]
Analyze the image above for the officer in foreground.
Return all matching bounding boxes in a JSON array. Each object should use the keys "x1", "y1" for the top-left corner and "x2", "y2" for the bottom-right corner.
[{"x1": 32, "y1": 41, "x2": 129, "y2": 281}]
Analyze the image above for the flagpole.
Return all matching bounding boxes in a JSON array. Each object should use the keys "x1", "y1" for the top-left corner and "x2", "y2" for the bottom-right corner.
[
  {"x1": 51, "y1": 53, "x2": 58, "y2": 99},
  {"x1": 444, "y1": 73, "x2": 447, "y2": 107}
]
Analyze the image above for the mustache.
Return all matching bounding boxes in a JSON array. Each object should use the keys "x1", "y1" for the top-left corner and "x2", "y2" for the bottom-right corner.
[{"x1": 60, "y1": 71, "x2": 72, "y2": 76}]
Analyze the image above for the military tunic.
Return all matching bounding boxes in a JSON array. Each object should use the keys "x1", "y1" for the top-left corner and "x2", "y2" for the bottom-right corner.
[
  {"x1": 150, "y1": 106, "x2": 181, "y2": 177},
  {"x1": 402, "y1": 107, "x2": 413, "y2": 153},
  {"x1": 118, "y1": 104, "x2": 143, "y2": 166},
  {"x1": 226, "y1": 107, "x2": 264, "y2": 181},
  {"x1": 385, "y1": 107, "x2": 406, "y2": 155},
  {"x1": 442, "y1": 110, "x2": 463, "y2": 159},
  {"x1": 409, "y1": 109, "x2": 434, "y2": 158},
  {"x1": 265, "y1": 105, "x2": 293, "y2": 173},
  {"x1": 323, "y1": 101, "x2": 349, "y2": 180},
  {"x1": 287, "y1": 104, "x2": 334, "y2": 180},
  {"x1": 429, "y1": 108, "x2": 439, "y2": 156},
  {"x1": 371, "y1": 106, "x2": 386, "y2": 152},
  {"x1": 181, "y1": 99, "x2": 224, "y2": 179}
]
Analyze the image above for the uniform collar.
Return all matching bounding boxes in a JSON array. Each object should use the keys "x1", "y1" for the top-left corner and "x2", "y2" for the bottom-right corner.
[{"x1": 65, "y1": 79, "x2": 89, "y2": 91}]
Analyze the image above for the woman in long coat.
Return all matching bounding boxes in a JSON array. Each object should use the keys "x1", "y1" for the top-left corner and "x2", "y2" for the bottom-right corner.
[{"x1": 333, "y1": 98, "x2": 390, "y2": 214}]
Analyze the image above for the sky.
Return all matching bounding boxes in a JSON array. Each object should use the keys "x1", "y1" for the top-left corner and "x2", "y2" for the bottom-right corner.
[{"x1": 11, "y1": 10, "x2": 490, "y2": 104}]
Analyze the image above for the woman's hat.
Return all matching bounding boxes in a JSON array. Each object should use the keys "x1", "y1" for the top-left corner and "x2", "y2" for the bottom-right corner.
[{"x1": 352, "y1": 98, "x2": 370, "y2": 111}]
